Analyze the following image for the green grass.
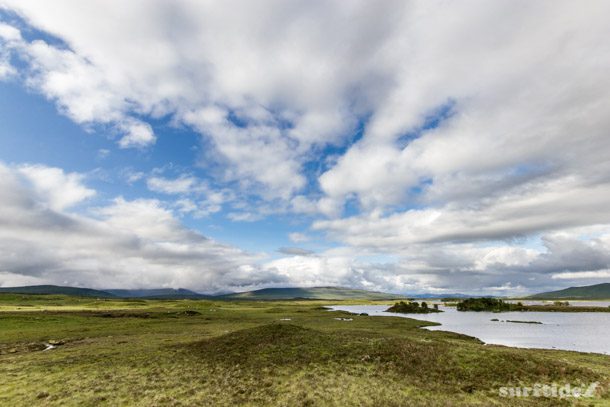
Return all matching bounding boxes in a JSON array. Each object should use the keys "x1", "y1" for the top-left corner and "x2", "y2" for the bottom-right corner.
[{"x1": 0, "y1": 294, "x2": 609, "y2": 406}]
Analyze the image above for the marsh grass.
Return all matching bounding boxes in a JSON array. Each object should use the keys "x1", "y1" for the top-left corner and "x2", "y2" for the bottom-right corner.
[{"x1": 0, "y1": 294, "x2": 608, "y2": 406}]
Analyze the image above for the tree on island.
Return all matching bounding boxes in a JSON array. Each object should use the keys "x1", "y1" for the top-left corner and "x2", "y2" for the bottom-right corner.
[
  {"x1": 386, "y1": 301, "x2": 443, "y2": 314},
  {"x1": 456, "y1": 298, "x2": 523, "y2": 312}
]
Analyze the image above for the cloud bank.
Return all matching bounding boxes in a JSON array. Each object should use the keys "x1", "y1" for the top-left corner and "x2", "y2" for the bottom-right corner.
[
  {"x1": 0, "y1": 162, "x2": 282, "y2": 291},
  {"x1": 1, "y1": 1, "x2": 610, "y2": 293}
]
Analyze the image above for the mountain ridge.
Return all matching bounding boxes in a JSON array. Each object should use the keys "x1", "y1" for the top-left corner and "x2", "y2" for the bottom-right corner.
[
  {"x1": 0, "y1": 285, "x2": 407, "y2": 300},
  {"x1": 104, "y1": 288, "x2": 208, "y2": 299},
  {"x1": 529, "y1": 283, "x2": 610, "y2": 299},
  {"x1": 218, "y1": 286, "x2": 408, "y2": 300},
  {"x1": 0, "y1": 285, "x2": 115, "y2": 298}
]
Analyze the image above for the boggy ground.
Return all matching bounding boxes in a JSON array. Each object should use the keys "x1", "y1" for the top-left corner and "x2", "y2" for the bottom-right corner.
[{"x1": 0, "y1": 294, "x2": 608, "y2": 406}]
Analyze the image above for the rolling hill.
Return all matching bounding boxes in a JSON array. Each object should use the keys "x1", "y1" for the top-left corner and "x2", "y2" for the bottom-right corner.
[
  {"x1": 529, "y1": 283, "x2": 610, "y2": 300},
  {"x1": 0, "y1": 285, "x2": 407, "y2": 300},
  {"x1": 219, "y1": 286, "x2": 408, "y2": 300},
  {"x1": 0, "y1": 285, "x2": 115, "y2": 297},
  {"x1": 105, "y1": 288, "x2": 207, "y2": 299},
  {"x1": 0, "y1": 285, "x2": 206, "y2": 299}
]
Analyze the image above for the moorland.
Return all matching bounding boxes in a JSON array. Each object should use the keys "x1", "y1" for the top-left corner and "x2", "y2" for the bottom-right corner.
[{"x1": 1, "y1": 293, "x2": 609, "y2": 406}]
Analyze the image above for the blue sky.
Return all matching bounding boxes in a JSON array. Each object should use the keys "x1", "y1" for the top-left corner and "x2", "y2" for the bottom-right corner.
[
  {"x1": 1, "y1": 1, "x2": 610, "y2": 294},
  {"x1": 0, "y1": 79, "x2": 321, "y2": 256}
]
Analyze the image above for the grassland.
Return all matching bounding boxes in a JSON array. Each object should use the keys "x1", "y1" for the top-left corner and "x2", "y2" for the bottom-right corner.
[{"x1": 0, "y1": 294, "x2": 609, "y2": 406}]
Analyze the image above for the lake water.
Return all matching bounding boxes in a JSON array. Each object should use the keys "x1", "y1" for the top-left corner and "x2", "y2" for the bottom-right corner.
[{"x1": 328, "y1": 304, "x2": 610, "y2": 355}]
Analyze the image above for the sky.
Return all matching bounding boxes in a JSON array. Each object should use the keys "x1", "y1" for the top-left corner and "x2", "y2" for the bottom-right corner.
[{"x1": 1, "y1": 1, "x2": 610, "y2": 295}]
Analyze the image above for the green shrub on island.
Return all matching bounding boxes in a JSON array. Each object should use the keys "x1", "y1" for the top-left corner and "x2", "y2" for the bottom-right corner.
[
  {"x1": 386, "y1": 301, "x2": 443, "y2": 314},
  {"x1": 456, "y1": 298, "x2": 523, "y2": 312},
  {"x1": 459, "y1": 298, "x2": 610, "y2": 313}
]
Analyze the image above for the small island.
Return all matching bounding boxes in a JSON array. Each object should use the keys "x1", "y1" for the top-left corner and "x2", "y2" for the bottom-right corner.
[
  {"x1": 386, "y1": 301, "x2": 443, "y2": 314},
  {"x1": 457, "y1": 298, "x2": 521, "y2": 312},
  {"x1": 457, "y1": 297, "x2": 610, "y2": 312}
]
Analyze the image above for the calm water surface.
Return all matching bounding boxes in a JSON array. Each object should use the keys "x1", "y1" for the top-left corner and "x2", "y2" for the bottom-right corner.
[{"x1": 328, "y1": 304, "x2": 610, "y2": 355}]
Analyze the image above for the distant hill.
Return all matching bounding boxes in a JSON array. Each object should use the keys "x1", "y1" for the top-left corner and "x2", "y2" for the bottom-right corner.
[
  {"x1": 0, "y1": 285, "x2": 115, "y2": 298},
  {"x1": 410, "y1": 293, "x2": 476, "y2": 299},
  {"x1": 529, "y1": 283, "x2": 610, "y2": 300},
  {"x1": 0, "y1": 285, "x2": 407, "y2": 301},
  {"x1": 219, "y1": 286, "x2": 408, "y2": 300},
  {"x1": 105, "y1": 288, "x2": 207, "y2": 299}
]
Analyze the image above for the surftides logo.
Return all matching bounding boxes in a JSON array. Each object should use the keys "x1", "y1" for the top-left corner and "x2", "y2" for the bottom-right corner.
[{"x1": 498, "y1": 382, "x2": 599, "y2": 398}]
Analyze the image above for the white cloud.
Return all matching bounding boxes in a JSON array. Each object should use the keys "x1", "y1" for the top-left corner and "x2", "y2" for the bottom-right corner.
[
  {"x1": 175, "y1": 198, "x2": 222, "y2": 218},
  {"x1": 552, "y1": 270, "x2": 610, "y2": 280},
  {"x1": 1, "y1": 1, "x2": 608, "y2": 207},
  {"x1": 122, "y1": 169, "x2": 145, "y2": 184},
  {"x1": 4, "y1": 0, "x2": 610, "y2": 209},
  {"x1": 97, "y1": 149, "x2": 110, "y2": 159},
  {"x1": 23, "y1": 38, "x2": 156, "y2": 147},
  {"x1": 0, "y1": 54, "x2": 14, "y2": 79},
  {"x1": 117, "y1": 120, "x2": 155, "y2": 149},
  {"x1": 0, "y1": 272, "x2": 46, "y2": 288},
  {"x1": 264, "y1": 253, "x2": 355, "y2": 288},
  {"x1": 314, "y1": 174, "x2": 610, "y2": 249},
  {"x1": 1, "y1": 160, "x2": 609, "y2": 294},
  {"x1": 147, "y1": 175, "x2": 199, "y2": 195},
  {"x1": 0, "y1": 22, "x2": 21, "y2": 41},
  {"x1": 17, "y1": 164, "x2": 96, "y2": 210},
  {"x1": 319, "y1": 1, "x2": 610, "y2": 216},
  {"x1": 226, "y1": 211, "x2": 264, "y2": 223},
  {"x1": 0, "y1": 22, "x2": 19, "y2": 79},
  {"x1": 288, "y1": 232, "x2": 309, "y2": 243},
  {"x1": 146, "y1": 174, "x2": 230, "y2": 218},
  {"x1": 0, "y1": 0, "x2": 402, "y2": 198},
  {"x1": 0, "y1": 161, "x2": 280, "y2": 292}
]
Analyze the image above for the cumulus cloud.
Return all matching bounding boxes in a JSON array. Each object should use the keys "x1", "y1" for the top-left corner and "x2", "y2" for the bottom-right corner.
[
  {"x1": 314, "y1": 174, "x2": 610, "y2": 249},
  {"x1": 552, "y1": 271, "x2": 610, "y2": 280},
  {"x1": 146, "y1": 174, "x2": 231, "y2": 217},
  {"x1": 117, "y1": 120, "x2": 155, "y2": 149},
  {"x1": 288, "y1": 232, "x2": 309, "y2": 243},
  {"x1": 265, "y1": 229, "x2": 610, "y2": 295},
  {"x1": 14, "y1": 35, "x2": 156, "y2": 147},
  {"x1": 319, "y1": 2, "x2": 610, "y2": 217},
  {"x1": 1, "y1": 161, "x2": 609, "y2": 294},
  {"x1": 0, "y1": 21, "x2": 19, "y2": 78},
  {"x1": 147, "y1": 175, "x2": 200, "y2": 195},
  {"x1": 0, "y1": 162, "x2": 280, "y2": 292},
  {"x1": 3, "y1": 1, "x2": 610, "y2": 209},
  {"x1": 0, "y1": 0, "x2": 402, "y2": 198},
  {"x1": 17, "y1": 164, "x2": 96, "y2": 210}
]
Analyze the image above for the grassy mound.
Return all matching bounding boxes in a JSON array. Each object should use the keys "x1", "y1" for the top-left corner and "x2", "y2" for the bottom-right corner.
[
  {"x1": 185, "y1": 323, "x2": 604, "y2": 398},
  {"x1": 187, "y1": 324, "x2": 341, "y2": 367}
]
